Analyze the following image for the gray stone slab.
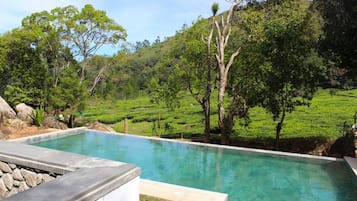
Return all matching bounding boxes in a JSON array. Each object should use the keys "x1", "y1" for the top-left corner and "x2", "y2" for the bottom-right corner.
[
  {"x1": 0, "y1": 140, "x2": 125, "y2": 174},
  {"x1": 9, "y1": 127, "x2": 86, "y2": 144},
  {"x1": 4, "y1": 165, "x2": 140, "y2": 201},
  {"x1": 0, "y1": 138, "x2": 140, "y2": 201}
]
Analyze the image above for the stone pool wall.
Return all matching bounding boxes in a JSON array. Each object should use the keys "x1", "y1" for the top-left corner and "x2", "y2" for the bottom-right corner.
[
  {"x1": 0, "y1": 161, "x2": 60, "y2": 200},
  {"x1": 0, "y1": 137, "x2": 141, "y2": 201}
]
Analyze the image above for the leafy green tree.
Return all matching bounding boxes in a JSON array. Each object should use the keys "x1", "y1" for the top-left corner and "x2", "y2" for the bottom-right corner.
[
  {"x1": 48, "y1": 67, "x2": 87, "y2": 114},
  {"x1": 0, "y1": 29, "x2": 49, "y2": 107},
  {"x1": 256, "y1": 0, "x2": 325, "y2": 149},
  {"x1": 56, "y1": 4, "x2": 127, "y2": 82},
  {"x1": 314, "y1": 0, "x2": 357, "y2": 80},
  {"x1": 23, "y1": 4, "x2": 127, "y2": 85},
  {"x1": 165, "y1": 17, "x2": 214, "y2": 142},
  {"x1": 21, "y1": 10, "x2": 75, "y2": 87}
]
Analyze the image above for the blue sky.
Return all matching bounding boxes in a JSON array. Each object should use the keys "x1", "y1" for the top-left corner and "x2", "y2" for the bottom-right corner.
[{"x1": 0, "y1": 0, "x2": 232, "y2": 48}]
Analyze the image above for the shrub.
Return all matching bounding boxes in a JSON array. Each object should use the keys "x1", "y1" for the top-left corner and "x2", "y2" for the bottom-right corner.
[{"x1": 31, "y1": 107, "x2": 45, "y2": 127}]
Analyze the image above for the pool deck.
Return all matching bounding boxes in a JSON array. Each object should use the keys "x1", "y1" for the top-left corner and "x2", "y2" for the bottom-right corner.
[{"x1": 140, "y1": 179, "x2": 227, "y2": 201}]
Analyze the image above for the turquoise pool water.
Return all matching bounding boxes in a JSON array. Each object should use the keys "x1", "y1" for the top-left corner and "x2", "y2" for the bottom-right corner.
[{"x1": 33, "y1": 131, "x2": 357, "y2": 201}]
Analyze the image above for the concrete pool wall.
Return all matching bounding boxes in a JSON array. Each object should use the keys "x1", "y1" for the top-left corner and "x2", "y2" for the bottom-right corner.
[{"x1": 0, "y1": 133, "x2": 141, "y2": 201}]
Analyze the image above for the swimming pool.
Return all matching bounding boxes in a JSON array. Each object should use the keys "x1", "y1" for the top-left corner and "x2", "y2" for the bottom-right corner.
[{"x1": 32, "y1": 130, "x2": 357, "y2": 201}]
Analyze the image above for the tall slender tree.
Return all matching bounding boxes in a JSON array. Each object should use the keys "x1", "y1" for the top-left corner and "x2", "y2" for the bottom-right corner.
[{"x1": 213, "y1": 0, "x2": 243, "y2": 144}]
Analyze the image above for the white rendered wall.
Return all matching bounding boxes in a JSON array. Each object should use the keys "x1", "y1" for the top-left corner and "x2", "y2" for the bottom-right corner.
[{"x1": 97, "y1": 176, "x2": 140, "y2": 201}]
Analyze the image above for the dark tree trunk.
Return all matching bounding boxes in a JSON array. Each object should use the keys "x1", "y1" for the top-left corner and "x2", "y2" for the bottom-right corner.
[
  {"x1": 221, "y1": 131, "x2": 230, "y2": 145},
  {"x1": 275, "y1": 109, "x2": 286, "y2": 150},
  {"x1": 67, "y1": 114, "x2": 75, "y2": 128},
  {"x1": 220, "y1": 116, "x2": 234, "y2": 145}
]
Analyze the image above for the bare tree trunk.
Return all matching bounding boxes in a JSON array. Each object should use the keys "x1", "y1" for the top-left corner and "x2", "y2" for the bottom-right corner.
[
  {"x1": 89, "y1": 67, "x2": 106, "y2": 95},
  {"x1": 80, "y1": 54, "x2": 89, "y2": 84},
  {"x1": 214, "y1": 1, "x2": 242, "y2": 144},
  {"x1": 218, "y1": 74, "x2": 227, "y2": 143}
]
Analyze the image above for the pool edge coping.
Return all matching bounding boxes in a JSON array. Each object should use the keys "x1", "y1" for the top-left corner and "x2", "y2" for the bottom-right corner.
[
  {"x1": 344, "y1": 156, "x2": 357, "y2": 176},
  {"x1": 11, "y1": 127, "x2": 344, "y2": 162},
  {"x1": 88, "y1": 129, "x2": 344, "y2": 162}
]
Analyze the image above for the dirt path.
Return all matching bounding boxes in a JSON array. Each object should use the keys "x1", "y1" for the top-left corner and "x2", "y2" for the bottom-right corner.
[{"x1": 6, "y1": 126, "x2": 59, "y2": 140}]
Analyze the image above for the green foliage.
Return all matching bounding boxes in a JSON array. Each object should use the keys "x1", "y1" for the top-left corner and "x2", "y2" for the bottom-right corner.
[
  {"x1": 0, "y1": 29, "x2": 49, "y2": 107},
  {"x1": 212, "y1": 3, "x2": 219, "y2": 16},
  {"x1": 81, "y1": 89, "x2": 357, "y2": 140},
  {"x1": 230, "y1": 0, "x2": 326, "y2": 148},
  {"x1": 31, "y1": 107, "x2": 45, "y2": 127},
  {"x1": 259, "y1": 0, "x2": 325, "y2": 116},
  {"x1": 314, "y1": 0, "x2": 357, "y2": 79},
  {"x1": 48, "y1": 67, "x2": 88, "y2": 113}
]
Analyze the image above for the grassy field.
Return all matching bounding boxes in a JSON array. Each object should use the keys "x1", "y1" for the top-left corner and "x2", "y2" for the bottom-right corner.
[{"x1": 79, "y1": 88, "x2": 357, "y2": 142}]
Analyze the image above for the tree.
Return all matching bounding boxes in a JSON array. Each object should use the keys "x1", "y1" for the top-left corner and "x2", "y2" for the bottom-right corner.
[
  {"x1": 0, "y1": 29, "x2": 49, "y2": 107},
  {"x1": 257, "y1": 0, "x2": 325, "y2": 149},
  {"x1": 314, "y1": 0, "x2": 357, "y2": 80},
  {"x1": 48, "y1": 66, "x2": 87, "y2": 126},
  {"x1": 157, "y1": 16, "x2": 215, "y2": 142},
  {"x1": 23, "y1": 4, "x2": 127, "y2": 84},
  {"x1": 213, "y1": 0, "x2": 243, "y2": 144},
  {"x1": 21, "y1": 11, "x2": 73, "y2": 88},
  {"x1": 21, "y1": 4, "x2": 128, "y2": 97}
]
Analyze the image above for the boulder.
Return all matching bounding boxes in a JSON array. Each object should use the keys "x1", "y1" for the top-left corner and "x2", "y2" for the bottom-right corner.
[
  {"x1": 0, "y1": 96, "x2": 16, "y2": 122},
  {"x1": 86, "y1": 121, "x2": 115, "y2": 132},
  {"x1": 20, "y1": 169, "x2": 37, "y2": 187},
  {"x1": 15, "y1": 103, "x2": 34, "y2": 122},
  {"x1": 0, "y1": 130, "x2": 7, "y2": 140},
  {"x1": 6, "y1": 119, "x2": 27, "y2": 131},
  {"x1": 42, "y1": 116, "x2": 67, "y2": 130}
]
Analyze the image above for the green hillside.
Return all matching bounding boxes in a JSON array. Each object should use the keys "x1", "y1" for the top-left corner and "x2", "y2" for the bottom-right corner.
[{"x1": 80, "y1": 88, "x2": 357, "y2": 141}]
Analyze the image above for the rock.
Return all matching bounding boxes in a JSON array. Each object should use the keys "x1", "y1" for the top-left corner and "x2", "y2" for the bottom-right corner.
[
  {"x1": 15, "y1": 103, "x2": 34, "y2": 122},
  {"x1": 6, "y1": 118, "x2": 28, "y2": 132},
  {"x1": 86, "y1": 121, "x2": 115, "y2": 132},
  {"x1": 36, "y1": 174, "x2": 43, "y2": 185},
  {"x1": 13, "y1": 180, "x2": 20, "y2": 187},
  {"x1": 6, "y1": 188, "x2": 18, "y2": 197},
  {"x1": 0, "y1": 170, "x2": 3, "y2": 176},
  {"x1": 20, "y1": 169, "x2": 37, "y2": 187},
  {"x1": 18, "y1": 182, "x2": 29, "y2": 192},
  {"x1": 42, "y1": 116, "x2": 67, "y2": 130},
  {"x1": 42, "y1": 174, "x2": 55, "y2": 183},
  {"x1": 0, "y1": 179, "x2": 8, "y2": 199},
  {"x1": 0, "y1": 130, "x2": 8, "y2": 140},
  {"x1": 13, "y1": 169, "x2": 24, "y2": 181},
  {"x1": 0, "y1": 162, "x2": 13, "y2": 173},
  {"x1": 2, "y1": 174, "x2": 13, "y2": 190},
  {"x1": 0, "y1": 96, "x2": 16, "y2": 121},
  {"x1": 8, "y1": 164, "x2": 16, "y2": 170}
]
